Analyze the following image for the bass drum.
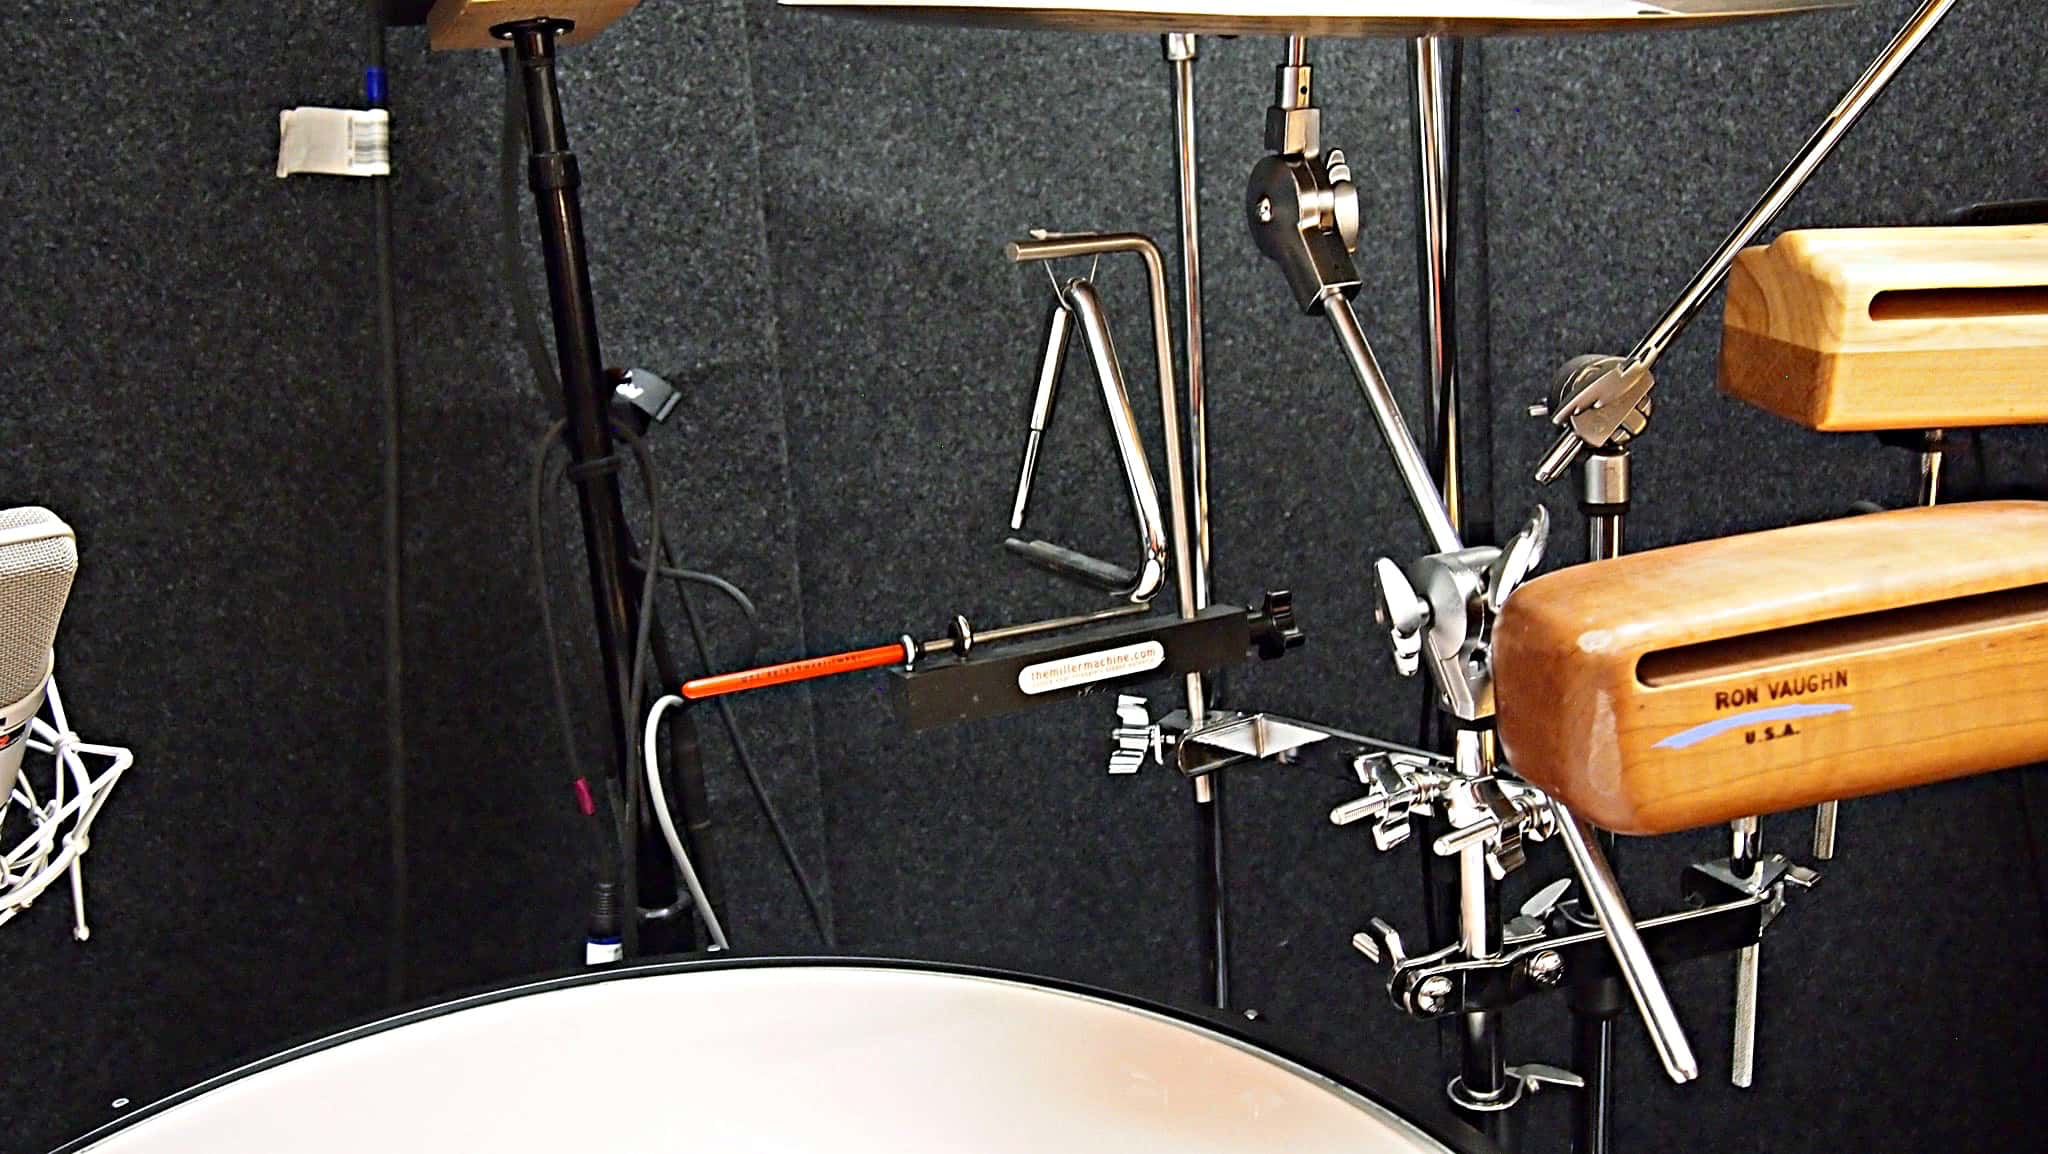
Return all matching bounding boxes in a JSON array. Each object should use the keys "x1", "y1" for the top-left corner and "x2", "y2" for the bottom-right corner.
[{"x1": 55, "y1": 958, "x2": 1492, "y2": 1154}]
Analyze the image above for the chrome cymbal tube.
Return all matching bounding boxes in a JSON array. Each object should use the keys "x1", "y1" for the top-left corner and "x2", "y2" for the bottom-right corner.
[
  {"x1": 1164, "y1": 32, "x2": 1230, "y2": 1008},
  {"x1": 1411, "y1": 35, "x2": 1461, "y2": 533},
  {"x1": 1323, "y1": 298, "x2": 1463, "y2": 555}
]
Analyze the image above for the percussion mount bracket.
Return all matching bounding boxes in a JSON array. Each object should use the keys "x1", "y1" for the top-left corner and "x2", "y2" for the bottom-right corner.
[{"x1": 1354, "y1": 855, "x2": 1819, "y2": 1022}]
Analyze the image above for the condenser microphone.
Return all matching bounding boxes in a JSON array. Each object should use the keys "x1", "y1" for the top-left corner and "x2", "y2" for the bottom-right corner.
[{"x1": 0, "y1": 508, "x2": 77, "y2": 802}]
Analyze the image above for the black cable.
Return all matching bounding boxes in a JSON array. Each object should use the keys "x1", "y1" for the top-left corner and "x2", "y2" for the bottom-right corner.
[
  {"x1": 615, "y1": 426, "x2": 837, "y2": 948},
  {"x1": 366, "y1": 2, "x2": 407, "y2": 1006},
  {"x1": 528, "y1": 423, "x2": 625, "y2": 890},
  {"x1": 498, "y1": 52, "x2": 830, "y2": 950},
  {"x1": 628, "y1": 556, "x2": 763, "y2": 667},
  {"x1": 527, "y1": 419, "x2": 833, "y2": 947},
  {"x1": 618, "y1": 429, "x2": 691, "y2": 946}
]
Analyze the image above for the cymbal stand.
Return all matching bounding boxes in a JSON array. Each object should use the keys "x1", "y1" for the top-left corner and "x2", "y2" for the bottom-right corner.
[
  {"x1": 1246, "y1": 41, "x2": 1697, "y2": 1144},
  {"x1": 1162, "y1": 33, "x2": 1231, "y2": 1009},
  {"x1": 1410, "y1": 33, "x2": 1520, "y2": 1141}
]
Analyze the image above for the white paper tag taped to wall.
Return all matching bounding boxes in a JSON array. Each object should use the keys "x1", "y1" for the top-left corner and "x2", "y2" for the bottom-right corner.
[
  {"x1": 1018, "y1": 641, "x2": 1165, "y2": 695},
  {"x1": 277, "y1": 108, "x2": 391, "y2": 178}
]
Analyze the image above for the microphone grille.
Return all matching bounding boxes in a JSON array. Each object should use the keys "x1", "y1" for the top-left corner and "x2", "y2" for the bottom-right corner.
[{"x1": 0, "y1": 507, "x2": 78, "y2": 705}]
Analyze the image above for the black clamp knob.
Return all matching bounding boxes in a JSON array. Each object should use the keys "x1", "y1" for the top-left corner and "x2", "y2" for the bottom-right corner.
[{"x1": 1250, "y1": 590, "x2": 1305, "y2": 661}]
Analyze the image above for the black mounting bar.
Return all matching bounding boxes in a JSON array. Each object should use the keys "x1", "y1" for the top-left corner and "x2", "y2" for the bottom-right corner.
[{"x1": 888, "y1": 595, "x2": 1300, "y2": 731}]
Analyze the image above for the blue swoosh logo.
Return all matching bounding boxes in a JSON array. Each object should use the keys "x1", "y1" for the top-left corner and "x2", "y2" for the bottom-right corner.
[{"x1": 1654, "y1": 703, "x2": 1853, "y2": 751}]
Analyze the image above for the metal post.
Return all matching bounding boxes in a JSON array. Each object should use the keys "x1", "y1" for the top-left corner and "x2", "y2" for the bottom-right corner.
[
  {"x1": 1815, "y1": 428, "x2": 1946, "y2": 860},
  {"x1": 1571, "y1": 447, "x2": 1628, "y2": 1151},
  {"x1": 1450, "y1": 729, "x2": 1516, "y2": 1150},
  {"x1": 1567, "y1": 958, "x2": 1622, "y2": 1154},
  {"x1": 1919, "y1": 430, "x2": 1946, "y2": 507},
  {"x1": 1164, "y1": 32, "x2": 1229, "y2": 1009},
  {"x1": 1730, "y1": 816, "x2": 1764, "y2": 1088},
  {"x1": 1412, "y1": 41, "x2": 1512, "y2": 1140}
]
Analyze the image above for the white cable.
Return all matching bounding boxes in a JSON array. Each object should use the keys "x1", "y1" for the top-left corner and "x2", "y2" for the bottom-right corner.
[{"x1": 643, "y1": 694, "x2": 729, "y2": 951}]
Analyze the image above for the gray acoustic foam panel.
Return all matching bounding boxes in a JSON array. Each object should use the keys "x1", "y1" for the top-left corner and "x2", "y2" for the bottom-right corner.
[
  {"x1": 1, "y1": 3, "x2": 394, "y2": 1148},
  {"x1": 4, "y1": 0, "x2": 2044, "y2": 1150},
  {"x1": 1, "y1": 2, "x2": 835, "y2": 1149}
]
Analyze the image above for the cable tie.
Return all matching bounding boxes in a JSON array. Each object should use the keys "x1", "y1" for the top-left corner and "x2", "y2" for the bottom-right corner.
[{"x1": 565, "y1": 454, "x2": 624, "y2": 483}]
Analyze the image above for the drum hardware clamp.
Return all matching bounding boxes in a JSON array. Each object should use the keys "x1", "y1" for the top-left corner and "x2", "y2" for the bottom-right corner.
[
  {"x1": 891, "y1": 593, "x2": 1301, "y2": 731},
  {"x1": 1371, "y1": 506, "x2": 1550, "y2": 721},
  {"x1": 1349, "y1": 841, "x2": 1820, "y2": 1034},
  {"x1": 1103, "y1": 702, "x2": 1444, "y2": 783},
  {"x1": 1244, "y1": 35, "x2": 1699, "y2": 1084}
]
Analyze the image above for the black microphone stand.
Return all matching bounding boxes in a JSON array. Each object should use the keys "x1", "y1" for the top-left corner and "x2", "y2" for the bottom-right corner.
[{"x1": 498, "y1": 16, "x2": 701, "y2": 956}]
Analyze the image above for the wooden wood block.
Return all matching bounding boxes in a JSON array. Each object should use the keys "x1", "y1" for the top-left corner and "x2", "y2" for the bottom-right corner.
[
  {"x1": 1493, "y1": 501, "x2": 2048, "y2": 834},
  {"x1": 427, "y1": 0, "x2": 639, "y2": 50},
  {"x1": 1718, "y1": 224, "x2": 2048, "y2": 431}
]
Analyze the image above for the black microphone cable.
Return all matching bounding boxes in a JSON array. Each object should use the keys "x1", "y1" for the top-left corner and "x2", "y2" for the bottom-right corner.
[{"x1": 366, "y1": 1, "x2": 408, "y2": 1006}]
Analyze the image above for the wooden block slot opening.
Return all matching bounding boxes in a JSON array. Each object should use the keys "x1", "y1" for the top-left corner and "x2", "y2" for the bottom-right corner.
[
  {"x1": 1635, "y1": 583, "x2": 2048, "y2": 688},
  {"x1": 1868, "y1": 284, "x2": 2048, "y2": 322}
]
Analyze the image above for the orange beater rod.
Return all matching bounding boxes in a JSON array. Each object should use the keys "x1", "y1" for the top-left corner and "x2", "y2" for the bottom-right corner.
[{"x1": 680, "y1": 642, "x2": 909, "y2": 701}]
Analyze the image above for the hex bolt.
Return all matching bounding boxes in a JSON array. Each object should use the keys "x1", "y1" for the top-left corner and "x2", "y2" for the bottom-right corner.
[
  {"x1": 1525, "y1": 950, "x2": 1565, "y2": 986},
  {"x1": 1416, "y1": 974, "x2": 1455, "y2": 1014}
]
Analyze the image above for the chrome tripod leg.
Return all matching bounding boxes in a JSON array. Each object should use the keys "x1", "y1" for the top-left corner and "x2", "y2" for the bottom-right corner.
[{"x1": 1554, "y1": 802, "x2": 1701, "y2": 1084}]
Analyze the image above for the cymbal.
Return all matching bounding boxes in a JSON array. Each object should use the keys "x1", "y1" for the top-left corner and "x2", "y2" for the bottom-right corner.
[{"x1": 779, "y1": 0, "x2": 1849, "y2": 38}]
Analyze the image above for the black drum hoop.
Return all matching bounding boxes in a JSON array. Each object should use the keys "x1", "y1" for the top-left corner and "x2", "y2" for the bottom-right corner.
[{"x1": 52, "y1": 955, "x2": 1499, "y2": 1154}]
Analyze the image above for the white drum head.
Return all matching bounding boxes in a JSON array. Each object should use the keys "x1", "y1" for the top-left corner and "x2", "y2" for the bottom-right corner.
[{"x1": 62, "y1": 962, "x2": 1480, "y2": 1154}]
